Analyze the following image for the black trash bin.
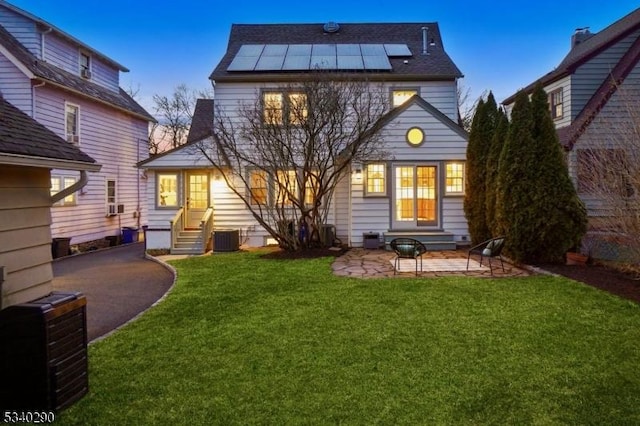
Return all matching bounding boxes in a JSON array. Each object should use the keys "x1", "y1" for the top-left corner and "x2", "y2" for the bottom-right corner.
[
  {"x1": 0, "y1": 292, "x2": 88, "y2": 411},
  {"x1": 51, "y1": 237, "x2": 71, "y2": 259},
  {"x1": 121, "y1": 227, "x2": 139, "y2": 244}
]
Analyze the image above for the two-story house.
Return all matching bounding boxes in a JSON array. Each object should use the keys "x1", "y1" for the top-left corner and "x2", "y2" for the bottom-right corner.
[
  {"x1": 503, "y1": 7, "x2": 640, "y2": 260},
  {"x1": 139, "y1": 22, "x2": 469, "y2": 254},
  {"x1": 0, "y1": 1, "x2": 155, "y2": 248}
]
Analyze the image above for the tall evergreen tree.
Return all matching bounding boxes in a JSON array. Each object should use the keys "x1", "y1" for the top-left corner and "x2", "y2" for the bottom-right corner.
[
  {"x1": 529, "y1": 83, "x2": 587, "y2": 261},
  {"x1": 496, "y1": 86, "x2": 587, "y2": 263},
  {"x1": 485, "y1": 107, "x2": 508, "y2": 237},
  {"x1": 464, "y1": 92, "x2": 498, "y2": 244}
]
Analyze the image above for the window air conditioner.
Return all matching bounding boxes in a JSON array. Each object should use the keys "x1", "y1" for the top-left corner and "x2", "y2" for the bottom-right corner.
[
  {"x1": 117, "y1": 204, "x2": 125, "y2": 214},
  {"x1": 67, "y1": 135, "x2": 79, "y2": 144},
  {"x1": 106, "y1": 203, "x2": 117, "y2": 217},
  {"x1": 81, "y1": 69, "x2": 91, "y2": 79}
]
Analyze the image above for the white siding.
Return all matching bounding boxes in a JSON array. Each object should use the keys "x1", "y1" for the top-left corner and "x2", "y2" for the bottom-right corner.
[
  {"x1": 349, "y1": 101, "x2": 469, "y2": 246},
  {"x1": 0, "y1": 166, "x2": 53, "y2": 308},
  {"x1": 0, "y1": 54, "x2": 32, "y2": 115},
  {"x1": 214, "y1": 80, "x2": 460, "y2": 122},
  {"x1": 43, "y1": 33, "x2": 120, "y2": 92},
  {"x1": 35, "y1": 85, "x2": 148, "y2": 244},
  {"x1": 0, "y1": 6, "x2": 41, "y2": 57}
]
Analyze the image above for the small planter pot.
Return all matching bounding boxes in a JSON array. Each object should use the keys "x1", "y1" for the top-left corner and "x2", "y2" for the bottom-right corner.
[{"x1": 566, "y1": 252, "x2": 588, "y2": 266}]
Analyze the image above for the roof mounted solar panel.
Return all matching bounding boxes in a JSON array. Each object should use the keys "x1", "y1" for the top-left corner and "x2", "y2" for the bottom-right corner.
[
  {"x1": 283, "y1": 54, "x2": 311, "y2": 70},
  {"x1": 235, "y1": 44, "x2": 265, "y2": 57},
  {"x1": 362, "y1": 55, "x2": 392, "y2": 70},
  {"x1": 227, "y1": 55, "x2": 260, "y2": 71},
  {"x1": 384, "y1": 44, "x2": 412, "y2": 57},
  {"x1": 337, "y1": 55, "x2": 364, "y2": 70},
  {"x1": 255, "y1": 54, "x2": 285, "y2": 71},
  {"x1": 262, "y1": 44, "x2": 288, "y2": 56},
  {"x1": 312, "y1": 44, "x2": 337, "y2": 56},
  {"x1": 360, "y1": 44, "x2": 386, "y2": 56},
  {"x1": 286, "y1": 44, "x2": 312, "y2": 55},
  {"x1": 311, "y1": 55, "x2": 337, "y2": 70},
  {"x1": 337, "y1": 44, "x2": 362, "y2": 56}
]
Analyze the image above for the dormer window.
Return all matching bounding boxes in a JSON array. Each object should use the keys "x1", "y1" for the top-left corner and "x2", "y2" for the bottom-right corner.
[
  {"x1": 549, "y1": 88, "x2": 563, "y2": 119},
  {"x1": 80, "y1": 52, "x2": 91, "y2": 79}
]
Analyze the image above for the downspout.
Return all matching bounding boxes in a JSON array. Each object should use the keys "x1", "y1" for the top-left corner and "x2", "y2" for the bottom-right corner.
[
  {"x1": 51, "y1": 170, "x2": 89, "y2": 204},
  {"x1": 32, "y1": 81, "x2": 45, "y2": 119}
]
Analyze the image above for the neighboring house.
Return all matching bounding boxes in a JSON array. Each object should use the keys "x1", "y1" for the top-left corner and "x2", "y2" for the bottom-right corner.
[
  {"x1": 503, "y1": 7, "x2": 640, "y2": 257},
  {"x1": 0, "y1": 96, "x2": 99, "y2": 308},
  {"x1": 139, "y1": 22, "x2": 469, "y2": 253},
  {"x1": 0, "y1": 1, "x2": 155, "y2": 247}
]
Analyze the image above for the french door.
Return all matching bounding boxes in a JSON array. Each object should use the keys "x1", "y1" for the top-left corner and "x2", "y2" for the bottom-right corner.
[
  {"x1": 185, "y1": 171, "x2": 209, "y2": 228},
  {"x1": 392, "y1": 165, "x2": 438, "y2": 229}
]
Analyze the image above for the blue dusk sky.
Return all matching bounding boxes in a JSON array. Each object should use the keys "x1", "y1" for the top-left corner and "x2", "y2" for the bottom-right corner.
[{"x1": 6, "y1": 0, "x2": 640, "y2": 114}]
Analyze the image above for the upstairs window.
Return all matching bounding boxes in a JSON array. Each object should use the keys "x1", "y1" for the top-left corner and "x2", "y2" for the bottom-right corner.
[
  {"x1": 80, "y1": 52, "x2": 91, "y2": 78},
  {"x1": 106, "y1": 179, "x2": 117, "y2": 204},
  {"x1": 392, "y1": 89, "x2": 418, "y2": 107},
  {"x1": 262, "y1": 91, "x2": 307, "y2": 125},
  {"x1": 65, "y1": 103, "x2": 79, "y2": 145},
  {"x1": 549, "y1": 88, "x2": 563, "y2": 119}
]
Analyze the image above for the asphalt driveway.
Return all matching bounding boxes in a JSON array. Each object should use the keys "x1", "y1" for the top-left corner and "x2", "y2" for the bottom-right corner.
[{"x1": 52, "y1": 242, "x2": 174, "y2": 342}]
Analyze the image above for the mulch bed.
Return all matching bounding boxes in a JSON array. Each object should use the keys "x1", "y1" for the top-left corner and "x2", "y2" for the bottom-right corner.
[{"x1": 536, "y1": 262, "x2": 640, "y2": 304}]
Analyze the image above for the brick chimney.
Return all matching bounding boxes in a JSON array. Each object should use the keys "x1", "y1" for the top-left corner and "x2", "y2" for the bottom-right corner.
[{"x1": 572, "y1": 27, "x2": 593, "y2": 48}]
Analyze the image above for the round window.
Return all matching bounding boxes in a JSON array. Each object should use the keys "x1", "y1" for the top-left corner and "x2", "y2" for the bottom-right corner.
[{"x1": 406, "y1": 127, "x2": 425, "y2": 146}]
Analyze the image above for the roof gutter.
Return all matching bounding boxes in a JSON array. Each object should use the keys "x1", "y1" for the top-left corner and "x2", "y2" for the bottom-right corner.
[
  {"x1": 0, "y1": 152, "x2": 101, "y2": 172},
  {"x1": 50, "y1": 169, "x2": 89, "y2": 204}
]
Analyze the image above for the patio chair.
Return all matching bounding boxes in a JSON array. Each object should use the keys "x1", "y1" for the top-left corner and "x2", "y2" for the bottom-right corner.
[
  {"x1": 390, "y1": 238, "x2": 427, "y2": 276},
  {"x1": 466, "y1": 236, "x2": 506, "y2": 275}
]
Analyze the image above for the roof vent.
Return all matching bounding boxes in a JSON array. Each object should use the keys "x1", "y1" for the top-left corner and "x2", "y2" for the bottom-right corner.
[{"x1": 323, "y1": 22, "x2": 340, "y2": 33}]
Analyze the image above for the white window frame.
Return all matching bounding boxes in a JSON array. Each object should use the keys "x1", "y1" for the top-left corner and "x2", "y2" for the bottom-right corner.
[
  {"x1": 156, "y1": 172, "x2": 180, "y2": 208},
  {"x1": 65, "y1": 103, "x2": 80, "y2": 145},
  {"x1": 444, "y1": 162, "x2": 465, "y2": 196},
  {"x1": 51, "y1": 175, "x2": 77, "y2": 206},
  {"x1": 262, "y1": 90, "x2": 308, "y2": 126},
  {"x1": 106, "y1": 178, "x2": 117, "y2": 205},
  {"x1": 79, "y1": 51, "x2": 91, "y2": 78},
  {"x1": 391, "y1": 88, "x2": 419, "y2": 107},
  {"x1": 364, "y1": 163, "x2": 387, "y2": 197},
  {"x1": 549, "y1": 88, "x2": 563, "y2": 120}
]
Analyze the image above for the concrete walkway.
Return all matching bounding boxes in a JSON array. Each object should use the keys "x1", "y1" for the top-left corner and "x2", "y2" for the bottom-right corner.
[{"x1": 332, "y1": 248, "x2": 530, "y2": 278}]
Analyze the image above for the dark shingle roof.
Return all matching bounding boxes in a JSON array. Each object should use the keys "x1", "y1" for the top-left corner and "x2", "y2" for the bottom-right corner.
[
  {"x1": 186, "y1": 99, "x2": 215, "y2": 143},
  {"x1": 503, "y1": 7, "x2": 640, "y2": 104},
  {"x1": 0, "y1": 96, "x2": 97, "y2": 166},
  {"x1": 0, "y1": 23, "x2": 154, "y2": 122},
  {"x1": 210, "y1": 23, "x2": 463, "y2": 82}
]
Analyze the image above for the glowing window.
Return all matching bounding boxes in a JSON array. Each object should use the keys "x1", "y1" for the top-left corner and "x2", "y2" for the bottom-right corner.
[
  {"x1": 365, "y1": 163, "x2": 386, "y2": 196},
  {"x1": 249, "y1": 170, "x2": 269, "y2": 205},
  {"x1": 263, "y1": 92, "x2": 283, "y2": 125},
  {"x1": 406, "y1": 127, "x2": 425, "y2": 146},
  {"x1": 392, "y1": 89, "x2": 418, "y2": 107},
  {"x1": 158, "y1": 173, "x2": 178, "y2": 207},
  {"x1": 276, "y1": 170, "x2": 297, "y2": 205},
  {"x1": 445, "y1": 162, "x2": 465, "y2": 195}
]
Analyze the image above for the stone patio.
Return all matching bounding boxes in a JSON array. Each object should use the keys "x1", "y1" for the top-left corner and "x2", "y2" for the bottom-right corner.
[{"x1": 332, "y1": 248, "x2": 530, "y2": 279}]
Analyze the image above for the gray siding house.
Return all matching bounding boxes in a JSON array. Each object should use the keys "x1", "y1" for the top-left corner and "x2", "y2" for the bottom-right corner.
[
  {"x1": 0, "y1": 1, "x2": 154, "y2": 247},
  {"x1": 140, "y1": 22, "x2": 469, "y2": 253},
  {"x1": 503, "y1": 7, "x2": 640, "y2": 259}
]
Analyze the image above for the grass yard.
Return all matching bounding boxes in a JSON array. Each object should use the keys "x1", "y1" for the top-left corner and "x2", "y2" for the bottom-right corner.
[{"x1": 59, "y1": 251, "x2": 640, "y2": 425}]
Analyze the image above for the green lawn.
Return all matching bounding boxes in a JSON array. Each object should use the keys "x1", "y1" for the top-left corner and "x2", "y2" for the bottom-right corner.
[{"x1": 59, "y1": 251, "x2": 640, "y2": 425}]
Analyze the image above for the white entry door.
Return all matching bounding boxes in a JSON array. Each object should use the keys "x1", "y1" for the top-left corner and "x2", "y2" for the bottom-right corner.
[{"x1": 185, "y1": 172, "x2": 209, "y2": 228}]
